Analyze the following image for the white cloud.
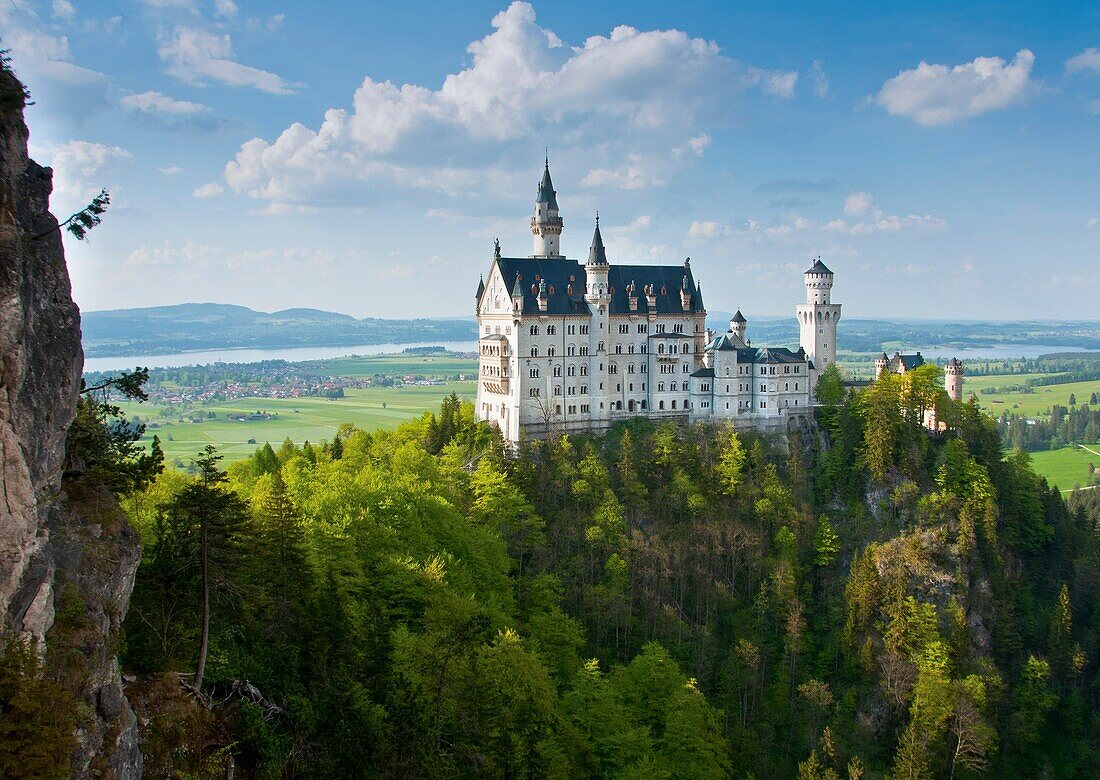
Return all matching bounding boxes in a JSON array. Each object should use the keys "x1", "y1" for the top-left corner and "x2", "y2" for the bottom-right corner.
[
  {"x1": 843, "y1": 191, "x2": 872, "y2": 216},
  {"x1": 1088, "y1": 217, "x2": 1099, "y2": 228},
  {"x1": 4, "y1": 29, "x2": 109, "y2": 91},
  {"x1": 158, "y1": 27, "x2": 297, "y2": 93},
  {"x1": 214, "y1": 0, "x2": 238, "y2": 18},
  {"x1": 51, "y1": 0, "x2": 76, "y2": 20},
  {"x1": 193, "y1": 181, "x2": 225, "y2": 198},
  {"x1": 121, "y1": 90, "x2": 211, "y2": 116},
  {"x1": 41, "y1": 140, "x2": 132, "y2": 204},
  {"x1": 874, "y1": 49, "x2": 1035, "y2": 126},
  {"x1": 124, "y1": 239, "x2": 219, "y2": 269},
  {"x1": 687, "y1": 220, "x2": 733, "y2": 239},
  {"x1": 672, "y1": 133, "x2": 711, "y2": 158},
  {"x1": 222, "y1": 1, "x2": 797, "y2": 209},
  {"x1": 158, "y1": 165, "x2": 183, "y2": 175},
  {"x1": 810, "y1": 60, "x2": 829, "y2": 98},
  {"x1": 1066, "y1": 48, "x2": 1100, "y2": 76},
  {"x1": 582, "y1": 155, "x2": 666, "y2": 190}
]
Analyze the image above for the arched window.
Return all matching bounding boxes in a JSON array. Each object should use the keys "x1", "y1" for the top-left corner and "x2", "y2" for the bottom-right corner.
[
  {"x1": 547, "y1": 346, "x2": 556, "y2": 357},
  {"x1": 640, "y1": 400, "x2": 647, "y2": 410},
  {"x1": 529, "y1": 367, "x2": 539, "y2": 378},
  {"x1": 628, "y1": 364, "x2": 635, "y2": 374},
  {"x1": 567, "y1": 364, "x2": 576, "y2": 376},
  {"x1": 658, "y1": 344, "x2": 665, "y2": 355},
  {"x1": 553, "y1": 365, "x2": 562, "y2": 377},
  {"x1": 580, "y1": 365, "x2": 588, "y2": 376},
  {"x1": 530, "y1": 347, "x2": 538, "y2": 357},
  {"x1": 659, "y1": 401, "x2": 665, "y2": 410},
  {"x1": 672, "y1": 400, "x2": 677, "y2": 409}
]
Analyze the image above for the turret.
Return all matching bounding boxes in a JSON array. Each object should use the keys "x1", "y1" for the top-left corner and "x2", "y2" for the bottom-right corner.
[
  {"x1": 945, "y1": 357, "x2": 964, "y2": 401},
  {"x1": 796, "y1": 256, "x2": 842, "y2": 383},
  {"x1": 584, "y1": 215, "x2": 610, "y2": 303},
  {"x1": 511, "y1": 274, "x2": 524, "y2": 315},
  {"x1": 875, "y1": 352, "x2": 889, "y2": 379},
  {"x1": 530, "y1": 155, "x2": 563, "y2": 258},
  {"x1": 730, "y1": 309, "x2": 747, "y2": 342}
]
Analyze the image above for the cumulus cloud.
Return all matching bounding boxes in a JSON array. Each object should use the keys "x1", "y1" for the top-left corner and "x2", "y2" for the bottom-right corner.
[
  {"x1": 124, "y1": 239, "x2": 219, "y2": 269},
  {"x1": 41, "y1": 140, "x2": 132, "y2": 204},
  {"x1": 843, "y1": 191, "x2": 873, "y2": 216},
  {"x1": 158, "y1": 27, "x2": 297, "y2": 93},
  {"x1": 120, "y1": 90, "x2": 219, "y2": 128},
  {"x1": 193, "y1": 181, "x2": 225, "y2": 198},
  {"x1": 687, "y1": 220, "x2": 733, "y2": 239},
  {"x1": 672, "y1": 133, "x2": 711, "y2": 158},
  {"x1": 214, "y1": 0, "x2": 238, "y2": 18},
  {"x1": 2, "y1": 28, "x2": 110, "y2": 117},
  {"x1": 52, "y1": 0, "x2": 76, "y2": 20},
  {"x1": 158, "y1": 165, "x2": 183, "y2": 175},
  {"x1": 875, "y1": 49, "x2": 1035, "y2": 125},
  {"x1": 1066, "y1": 48, "x2": 1100, "y2": 76},
  {"x1": 222, "y1": 2, "x2": 797, "y2": 209}
]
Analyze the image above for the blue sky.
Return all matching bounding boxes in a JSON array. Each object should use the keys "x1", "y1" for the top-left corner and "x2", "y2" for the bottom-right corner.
[{"x1": 4, "y1": 0, "x2": 1098, "y2": 319}]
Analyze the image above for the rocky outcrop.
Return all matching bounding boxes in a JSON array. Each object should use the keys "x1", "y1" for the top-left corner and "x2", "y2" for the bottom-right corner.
[{"x1": 1, "y1": 68, "x2": 141, "y2": 776}]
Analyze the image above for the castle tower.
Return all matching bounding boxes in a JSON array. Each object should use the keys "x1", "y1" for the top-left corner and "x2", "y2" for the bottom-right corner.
[
  {"x1": 585, "y1": 215, "x2": 612, "y2": 427},
  {"x1": 730, "y1": 309, "x2": 747, "y2": 342},
  {"x1": 531, "y1": 156, "x2": 563, "y2": 258},
  {"x1": 875, "y1": 352, "x2": 889, "y2": 379},
  {"x1": 945, "y1": 357, "x2": 964, "y2": 401},
  {"x1": 796, "y1": 257, "x2": 841, "y2": 386}
]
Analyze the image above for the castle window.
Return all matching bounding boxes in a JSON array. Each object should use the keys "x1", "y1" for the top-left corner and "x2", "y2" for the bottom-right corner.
[
  {"x1": 598, "y1": 341, "x2": 604, "y2": 352},
  {"x1": 656, "y1": 324, "x2": 665, "y2": 334},
  {"x1": 640, "y1": 364, "x2": 647, "y2": 373},
  {"x1": 568, "y1": 365, "x2": 576, "y2": 376},
  {"x1": 760, "y1": 401, "x2": 766, "y2": 409},
  {"x1": 658, "y1": 344, "x2": 665, "y2": 355},
  {"x1": 760, "y1": 384, "x2": 766, "y2": 392},
  {"x1": 628, "y1": 344, "x2": 635, "y2": 354},
  {"x1": 568, "y1": 324, "x2": 575, "y2": 335},
  {"x1": 529, "y1": 325, "x2": 538, "y2": 335},
  {"x1": 659, "y1": 401, "x2": 665, "y2": 410},
  {"x1": 529, "y1": 388, "x2": 540, "y2": 397},
  {"x1": 580, "y1": 346, "x2": 589, "y2": 356},
  {"x1": 641, "y1": 383, "x2": 646, "y2": 391},
  {"x1": 568, "y1": 345, "x2": 575, "y2": 356},
  {"x1": 658, "y1": 382, "x2": 665, "y2": 392},
  {"x1": 548, "y1": 346, "x2": 556, "y2": 357},
  {"x1": 529, "y1": 367, "x2": 539, "y2": 378},
  {"x1": 672, "y1": 400, "x2": 677, "y2": 409},
  {"x1": 609, "y1": 363, "x2": 618, "y2": 374},
  {"x1": 568, "y1": 386, "x2": 576, "y2": 395},
  {"x1": 674, "y1": 324, "x2": 683, "y2": 333},
  {"x1": 553, "y1": 386, "x2": 562, "y2": 396},
  {"x1": 580, "y1": 385, "x2": 588, "y2": 394},
  {"x1": 615, "y1": 345, "x2": 622, "y2": 354},
  {"x1": 795, "y1": 366, "x2": 800, "y2": 373},
  {"x1": 580, "y1": 365, "x2": 588, "y2": 376},
  {"x1": 553, "y1": 365, "x2": 562, "y2": 377},
  {"x1": 581, "y1": 404, "x2": 589, "y2": 412},
  {"x1": 555, "y1": 404, "x2": 561, "y2": 414},
  {"x1": 531, "y1": 347, "x2": 538, "y2": 357},
  {"x1": 641, "y1": 344, "x2": 647, "y2": 354},
  {"x1": 547, "y1": 325, "x2": 556, "y2": 335},
  {"x1": 726, "y1": 385, "x2": 730, "y2": 393},
  {"x1": 785, "y1": 383, "x2": 789, "y2": 391},
  {"x1": 683, "y1": 382, "x2": 689, "y2": 391},
  {"x1": 619, "y1": 324, "x2": 629, "y2": 334},
  {"x1": 580, "y1": 325, "x2": 589, "y2": 335},
  {"x1": 628, "y1": 364, "x2": 635, "y2": 374},
  {"x1": 638, "y1": 324, "x2": 647, "y2": 333},
  {"x1": 795, "y1": 383, "x2": 799, "y2": 390},
  {"x1": 640, "y1": 400, "x2": 647, "y2": 410},
  {"x1": 616, "y1": 384, "x2": 621, "y2": 392}
]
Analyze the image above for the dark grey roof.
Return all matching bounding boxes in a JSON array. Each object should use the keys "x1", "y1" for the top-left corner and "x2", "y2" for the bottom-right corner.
[
  {"x1": 708, "y1": 333, "x2": 741, "y2": 351},
  {"x1": 490, "y1": 255, "x2": 704, "y2": 317},
  {"x1": 606, "y1": 263, "x2": 703, "y2": 315},
  {"x1": 889, "y1": 352, "x2": 925, "y2": 372},
  {"x1": 536, "y1": 161, "x2": 558, "y2": 210},
  {"x1": 495, "y1": 257, "x2": 591, "y2": 316},
  {"x1": 475, "y1": 275, "x2": 485, "y2": 301},
  {"x1": 691, "y1": 367, "x2": 715, "y2": 378},
  {"x1": 731, "y1": 309, "x2": 747, "y2": 323},
  {"x1": 805, "y1": 258, "x2": 833, "y2": 275},
  {"x1": 587, "y1": 222, "x2": 608, "y2": 266},
  {"x1": 946, "y1": 357, "x2": 962, "y2": 368},
  {"x1": 756, "y1": 346, "x2": 806, "y2": 364}
]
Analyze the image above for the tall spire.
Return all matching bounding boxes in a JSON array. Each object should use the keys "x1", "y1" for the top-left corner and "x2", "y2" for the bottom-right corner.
[
  {"x1": 587, "y1": 215, "x2": 608, "y2": 266},
  {"x1": 536, "y1": 155, "x2": 558, "y2": 210}
]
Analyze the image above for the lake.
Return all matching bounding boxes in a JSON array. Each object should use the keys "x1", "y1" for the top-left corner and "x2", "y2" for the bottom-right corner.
[{"x1": 83, "y1": 340, "x2": 480, "y2": 373}]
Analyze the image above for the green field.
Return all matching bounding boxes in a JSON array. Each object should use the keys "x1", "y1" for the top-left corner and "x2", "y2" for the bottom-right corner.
[
  {"x1": 1027, "y1": 445, "x2": 1100, "y2": 492},
  {"x1": 296, "y1": 353, "x2": 476, "y2": 377},
  {"x1": 969, "y1": 376, "x2": 1100, "y2": 417},
  {"x1": 121, "y1": 382, "x2": 474, "y2": 466}
]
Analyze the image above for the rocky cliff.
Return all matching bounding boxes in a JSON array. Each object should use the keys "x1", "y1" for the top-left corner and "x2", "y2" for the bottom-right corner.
[{"x1": 0, "y1": 68, "x2": 141, "y2": 776}]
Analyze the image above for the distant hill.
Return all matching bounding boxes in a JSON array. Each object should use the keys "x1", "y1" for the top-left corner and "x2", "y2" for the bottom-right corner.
[{"x1": 81, "y1": 303, "x2": 477, "y2": 357}]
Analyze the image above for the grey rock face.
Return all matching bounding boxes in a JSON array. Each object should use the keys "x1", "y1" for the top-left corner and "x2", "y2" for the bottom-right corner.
[{"x1": 0, "y1": 68, "x2": 141, "y2": 777}]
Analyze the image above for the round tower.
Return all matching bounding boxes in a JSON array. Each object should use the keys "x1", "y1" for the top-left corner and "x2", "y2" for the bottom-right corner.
[
  {"x1": 945, "y1": 357, "x2": 964, "y2": 401},
  {"x1": 730, "y1": 309, "x2": 747, "y2": 342},
  {"x1": 796, "y1": 257, "x2": 842, "y2": 384},
  {"x1": 531, "y1": 155, "x2": 563, "y2": 258}
]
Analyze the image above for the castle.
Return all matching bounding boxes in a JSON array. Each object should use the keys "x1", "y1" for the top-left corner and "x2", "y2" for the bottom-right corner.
[{"x1": 475, "y1": 158, "x2": 961, "y2": 444}]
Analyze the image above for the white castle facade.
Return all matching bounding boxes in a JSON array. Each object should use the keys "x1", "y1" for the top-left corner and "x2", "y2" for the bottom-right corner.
[{"x1": 475, "y1": 159, "x2": 959, "y2": 445}]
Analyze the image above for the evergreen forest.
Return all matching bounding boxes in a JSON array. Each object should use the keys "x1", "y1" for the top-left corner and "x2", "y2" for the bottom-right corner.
[{"x1": 98, "y1": 365, "x2": 1100, "y2": 776}]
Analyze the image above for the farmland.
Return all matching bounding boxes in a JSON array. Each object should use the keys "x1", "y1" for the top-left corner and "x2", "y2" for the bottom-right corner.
[
  {"x1": 119, "y1": 381, "x2": 474, "y2": 467},
  {"x1": 1026, "y1": 445, "x2": 1100, "y2": 493}
]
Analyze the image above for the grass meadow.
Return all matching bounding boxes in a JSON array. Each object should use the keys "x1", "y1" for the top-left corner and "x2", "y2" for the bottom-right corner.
[{"x1": 120, "y1": 381, "x2": 474, "y2": 466}]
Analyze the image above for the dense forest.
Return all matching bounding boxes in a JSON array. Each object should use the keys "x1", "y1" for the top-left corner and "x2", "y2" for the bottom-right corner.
[{"x1": 10, "y1": 362, "x2": 1098, "y2": 776}]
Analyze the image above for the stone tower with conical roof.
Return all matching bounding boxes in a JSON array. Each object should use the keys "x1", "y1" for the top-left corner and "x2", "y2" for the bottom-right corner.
[
  {"x1": 796, "y1": 257, "x2": 842, "y2": 387},
  {"x1": 531, "y1": 156, "x2": 563, "y2": 257},
  {"x1": 945, "y1": 357, "x2": 964, "y2": 401}
]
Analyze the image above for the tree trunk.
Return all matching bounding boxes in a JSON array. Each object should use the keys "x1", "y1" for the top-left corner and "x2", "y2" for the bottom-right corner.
[{"x1": 195, "y1": 516, "x2": 210, "y2": 693}]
